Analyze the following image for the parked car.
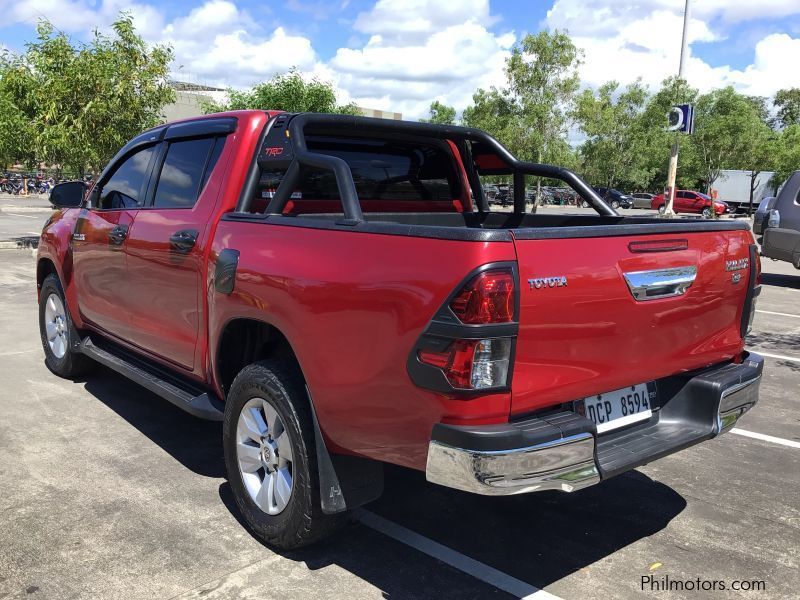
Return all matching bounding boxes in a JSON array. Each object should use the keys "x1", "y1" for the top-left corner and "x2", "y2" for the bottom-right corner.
[
  {"x1": 760, "y1": 171, "x2": 800, "y2": 268},
  {"x1": 38, "y1": 110, "x2": 763, "y2": 550},
  {"x1": 651, "y1": 190, "x2": 729, "y2": 218},
  {"x1": 753, "y1": 195, "x2": 777, "y2": 241},
  {"x1": 594, "y1": 187, "x2": 633, "y2": 209},
  {"x1": 631, "y1": 192, "x2": 655, "y2": 209}
]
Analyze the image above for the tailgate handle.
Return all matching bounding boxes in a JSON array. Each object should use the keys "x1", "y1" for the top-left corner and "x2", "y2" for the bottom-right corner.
[{"x1": 623, "y1": 266, "x2": 697, "y2": 301}]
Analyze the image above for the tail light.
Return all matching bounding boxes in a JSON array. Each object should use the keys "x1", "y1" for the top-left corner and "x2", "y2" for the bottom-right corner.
[
  {"x1": 409, "y1": 265, "x2": 518, "y2": 393},
  {"x1": 768, "y1": 209, "x2": 780, "y2": 229},
  {"x1": 449, "y1": 270, "x2": 515, "y2": 324},
  {"x1": 418, "y1": 338, "x2": 512, "y2": 389}
]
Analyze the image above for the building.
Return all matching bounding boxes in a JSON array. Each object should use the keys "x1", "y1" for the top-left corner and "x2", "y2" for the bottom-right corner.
[
  {"x1": 160, "y1": 81, "x2": 226, "y2": 122},
  {"x1": 160, "y1": 81, "x2": 403, "y2": 122}
]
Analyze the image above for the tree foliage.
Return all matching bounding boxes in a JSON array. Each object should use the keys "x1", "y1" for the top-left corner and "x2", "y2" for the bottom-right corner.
[
  {"x1": 420, "y1": 100, "x2": 456, "y2": 125},
  {"x1": 774, "y1": 88, "x2": 800, "y2": 129},
  {"x1": 575, "y1": 80, "x2": 651, "y2": 190},
  {"x1": 1, "y1": 14, "x2": 174, "y2": 176},
  {"x1": 202, "y1": 68, "x2": 359, "y2": 115}
]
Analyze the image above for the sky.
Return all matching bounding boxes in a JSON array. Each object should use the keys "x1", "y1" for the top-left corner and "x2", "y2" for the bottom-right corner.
[{"x1": 1, "y1": 0, "x2": 800, "y2": 119}]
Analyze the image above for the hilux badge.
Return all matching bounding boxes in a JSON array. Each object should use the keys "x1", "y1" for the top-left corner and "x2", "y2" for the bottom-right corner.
[
  {"x1": 528, "y1": 276, "x2": 568, "y2": 290},
  {"x1": 725, "y1": 258, "x2": 749, "y2": 271}
]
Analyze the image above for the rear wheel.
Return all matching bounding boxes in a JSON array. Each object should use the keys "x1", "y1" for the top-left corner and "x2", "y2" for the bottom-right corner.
[
  {"x1": 38, "y1": 273, "x2": 94, "y2": 378},
  {"x1": 702, "y1": 207, "x2": 714, "y2": 219},
  {"x1": 223, "y1": 360, "x2": 345, "y2": 549},
  {"x1": 611, "y1": 200, "x2": 620, "y2": 209}
]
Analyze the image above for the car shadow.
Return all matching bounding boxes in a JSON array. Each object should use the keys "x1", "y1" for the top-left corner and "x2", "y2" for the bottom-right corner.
[
  {"x1": 760, "y1": 272, "x2": 800, "y2": 289},
  {"x1": 221, "y1": 465, "x2": 686, "y2": 593},
  {"x1": 746, "y1": 330, "x2": 800, "y2": 352},
  {"x1": 80, "y1": 365, "x2": 687, "y2": 594},
  {"x1": 82, "y1": 366, "x2": 224, "y2": 478}
]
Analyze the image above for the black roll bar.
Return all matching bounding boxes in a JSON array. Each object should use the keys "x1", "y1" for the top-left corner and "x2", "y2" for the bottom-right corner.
[{"x1": 257, "y1": 113, "x2": 616, "y2": 220}]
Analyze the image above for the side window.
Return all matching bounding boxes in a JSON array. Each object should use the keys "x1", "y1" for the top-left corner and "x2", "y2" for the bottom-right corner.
[
  {"x1": 152, "y1": 137, "x2": 222, "y2": 209},
  {"x1": 97, "y1": 146, "x2": 156, "y2": 210}
]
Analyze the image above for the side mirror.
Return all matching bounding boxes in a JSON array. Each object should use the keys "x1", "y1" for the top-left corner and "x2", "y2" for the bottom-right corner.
[{"x1": 49, "y1": 181, "x2": 86, "y2": 208}]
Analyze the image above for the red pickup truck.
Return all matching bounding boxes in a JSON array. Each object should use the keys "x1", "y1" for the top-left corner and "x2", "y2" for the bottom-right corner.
[{"x1": 38, "y1": 110, "x2": 763, "y2": 549}]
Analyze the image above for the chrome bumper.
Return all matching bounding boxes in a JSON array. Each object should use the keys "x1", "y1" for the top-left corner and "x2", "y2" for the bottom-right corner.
[
  {"x1": 426, "y1": 433, "x2": 600, "y2": 495},
  {"x1": 426, "y1": 353, "x2": 763, "y2": 496}
]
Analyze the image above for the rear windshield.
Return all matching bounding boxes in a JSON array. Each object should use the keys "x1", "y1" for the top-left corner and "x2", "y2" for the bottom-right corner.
[{"x1": 254, "y1": 135, "x2": 462, "y2": 214}]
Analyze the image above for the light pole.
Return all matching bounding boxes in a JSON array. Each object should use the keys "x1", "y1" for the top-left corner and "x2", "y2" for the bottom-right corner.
[{"x1": 664, "y1": 0, "x2": 691, "y2": 217}]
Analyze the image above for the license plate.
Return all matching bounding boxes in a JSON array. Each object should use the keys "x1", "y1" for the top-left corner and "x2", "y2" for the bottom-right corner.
[{"x1": 575, "y1": 383, "x2": 655, "y2": 433}]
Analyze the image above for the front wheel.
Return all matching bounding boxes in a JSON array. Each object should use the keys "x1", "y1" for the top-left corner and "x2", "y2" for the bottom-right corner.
[
  {"x1": 657, "y1": 204, "x2": 667, "y2": 215},
  {"x1": 702, "y1": 207, "x2": 714, "y2": 219},
  {"x1": 38, "y1": 274, "x2": 94, "y2": 378},
  {"x1": 611, "y1": 200, "x2": 620, "y2": 209},
  {"x1": 223, "y1": 360, "x2": 345, "y2": 549}
]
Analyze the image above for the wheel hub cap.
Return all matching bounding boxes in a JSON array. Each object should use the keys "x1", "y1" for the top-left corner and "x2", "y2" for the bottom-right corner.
[
  {"x1": 44, "y1": 293, "x2": 68, "y2": 359},
  {"x1": 236, "y1": 397, "x2": 294, "y2": 515}
]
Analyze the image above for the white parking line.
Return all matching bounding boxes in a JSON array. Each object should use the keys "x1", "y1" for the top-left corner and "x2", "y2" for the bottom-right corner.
[
  {"x1": 756, "y1": 351, "x2": 800, "y2": 364},
  {"x1": 355, "y1": 509, "x2": 561, "y2": 600},
  {"x1": 4, "y1": 212, "x2": 39, "y2": 219},
  {"x1": 731, "y1": 428, "x2": 800, "y2": 449},
  {"x1": 756, "y1": 309, "x2": 800, "y2": 319}
]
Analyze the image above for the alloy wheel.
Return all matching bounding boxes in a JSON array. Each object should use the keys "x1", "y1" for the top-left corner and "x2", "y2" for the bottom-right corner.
[
  {"x1": 236, "y1": 397, "x2": 294, "y2": 515},
  {"x1": 44, "y1": 293, "x2": 68, "y2": 359}
]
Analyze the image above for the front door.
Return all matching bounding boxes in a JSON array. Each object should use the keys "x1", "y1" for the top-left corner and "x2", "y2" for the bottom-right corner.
[
  {"x1": 124, "y1": 135, "x2": 227, "y2": 371},
  {"x1": 71, "y1": 145, "x2": 157, "y2": 339}
]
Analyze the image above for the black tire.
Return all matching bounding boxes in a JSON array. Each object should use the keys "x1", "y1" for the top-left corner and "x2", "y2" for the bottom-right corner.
[
  {"x1": 223, "y1": 360, "x2": 345, "y2": 549},
  {"x1": 702, "y1": 207, "x2": 714, "y2": 219},
  {"x1": 657, "y1": 204, "x2": 667, "y2": 215},
  {"x1": 611, "y1": 200, "x2": 620, "y2": 209},
  {"x1": 38, "y1": 273, "x2": 95, "y2": 378}
]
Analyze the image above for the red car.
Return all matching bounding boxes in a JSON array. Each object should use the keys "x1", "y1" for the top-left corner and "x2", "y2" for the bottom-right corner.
[
  {"x1": 37, "y1": 111, "x2": 763, "y2": 549},
  {"x1": 652, "y1": 190, "x2": 729, "y2": 217}
]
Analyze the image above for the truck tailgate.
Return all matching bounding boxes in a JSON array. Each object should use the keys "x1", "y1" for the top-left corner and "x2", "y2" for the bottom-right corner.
[{"x1": 509, "y1": 229, "x2": 754, "y2": 416}]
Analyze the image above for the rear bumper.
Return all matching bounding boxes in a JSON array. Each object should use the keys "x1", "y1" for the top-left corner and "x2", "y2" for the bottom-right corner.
[{"x1": 426, "y1": 352, "x2": 763, "y2": 495}]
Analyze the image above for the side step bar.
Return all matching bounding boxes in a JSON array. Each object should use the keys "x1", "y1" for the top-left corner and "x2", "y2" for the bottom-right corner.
[{"x1": 78, "y1": 337, "x2": 225, "y2": 421}]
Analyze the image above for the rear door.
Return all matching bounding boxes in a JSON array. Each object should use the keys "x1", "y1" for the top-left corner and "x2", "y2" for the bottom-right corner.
[
  {"x1": 72, "y1": 145, "x2": 157, "y2": 338},
  {"x1": 509, "y1": 229, "x2": 753, "y2": 416},
  {"x1": 123, "y1": 132, "x2": 228, "y2": 371}
]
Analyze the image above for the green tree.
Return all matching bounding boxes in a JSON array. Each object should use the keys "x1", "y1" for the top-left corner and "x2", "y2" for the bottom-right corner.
[
  {"x1": 0, "y1": 58, "x2": 34, "y2": 169},
  {"x1": 691, "y1": 87, "x2": 770, "y2": 194},
  {"x1": 575, "y1": 80, "x2": 651, "y2": 191},
  {"x1": 772, "y1": 124, "x2": 800, "y2": 187},
  {"x1": 420, "y1": 100, "x2": 456, "y2": 125},
  {"x1": 4, "y1": 15, "x2": 174, "y2": 176},
  {"x1": 202, "y1": 69, "x2": 359, "y2": 115},
  {"x1": 462, "y1": 31, "x2": 582, "y2": 207},
  {"x1": 774, "y1": 88, "x2": 800, "y2": 128}
]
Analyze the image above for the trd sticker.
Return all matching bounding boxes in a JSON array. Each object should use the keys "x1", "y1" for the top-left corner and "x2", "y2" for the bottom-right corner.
[{"x1": 264, "y1": 147, "x2": 284, "y2": 157}]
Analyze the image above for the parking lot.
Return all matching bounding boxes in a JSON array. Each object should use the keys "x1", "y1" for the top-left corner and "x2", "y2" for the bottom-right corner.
[{"x1": 0, "y1": 205, "x2": 798, "y2": 599}]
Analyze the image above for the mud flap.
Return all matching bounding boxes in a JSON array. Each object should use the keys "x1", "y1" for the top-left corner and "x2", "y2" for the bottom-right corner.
[{"x1": 306, "y1": 387, "x2": 384, "y2": 514}]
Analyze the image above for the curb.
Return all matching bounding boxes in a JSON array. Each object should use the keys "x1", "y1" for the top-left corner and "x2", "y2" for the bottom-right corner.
[{"x1": 0, "y1": 237, "x2": 39, "y2": 250}]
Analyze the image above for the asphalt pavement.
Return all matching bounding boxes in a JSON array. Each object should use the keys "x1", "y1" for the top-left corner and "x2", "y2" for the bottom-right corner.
[
  {"x1": 0, "y1": 221, "x2": 797, "y2": 599},
  {"x1": 0, "y1": 194, "x2": 53, "y2": 247}
]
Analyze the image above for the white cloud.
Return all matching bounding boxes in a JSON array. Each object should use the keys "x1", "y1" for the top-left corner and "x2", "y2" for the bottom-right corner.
[
  {"x1": 547, "y1": 0, "x2": 800, "y2": 98},
  {"x1": 4, "y1": 0, "x2": 800, "y2": 120},
  {"x1": 327, "y1": 0, "x2": 513, "y2": 117}
]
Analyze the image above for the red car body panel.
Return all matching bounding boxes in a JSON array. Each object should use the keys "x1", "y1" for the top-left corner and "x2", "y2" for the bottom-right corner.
[
  {"x1": 510, "y1": 230, "x2": 750, "y2": 415},
  {"x1": 208, "y1": 222, "x2": 516, "y2": 469},
  {"x1": 37, "y1": 110, "x2": 757, "y2": 475}
]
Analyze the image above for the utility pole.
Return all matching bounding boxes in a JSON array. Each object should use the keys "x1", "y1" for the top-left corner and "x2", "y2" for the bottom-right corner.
[{"x1": 664, "y1": 0, "x2": 691, "y2": 217}]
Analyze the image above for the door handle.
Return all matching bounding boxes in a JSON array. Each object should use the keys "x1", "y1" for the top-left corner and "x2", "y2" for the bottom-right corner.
[
  {"x1": 623, "y1": 266, "x2": 697, "y2": 301},
  {"x1": 108, "y1": 224, "x2": 128, "y2": 246},
  {"x1": 169, "y1": 229, "x2": 199, "y2": 254}
]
